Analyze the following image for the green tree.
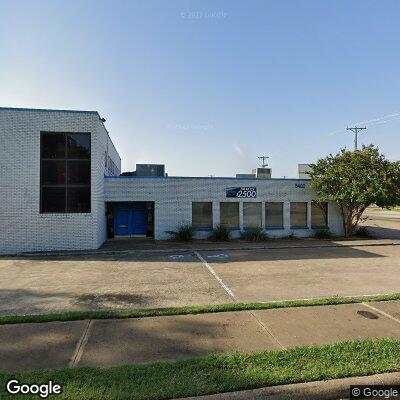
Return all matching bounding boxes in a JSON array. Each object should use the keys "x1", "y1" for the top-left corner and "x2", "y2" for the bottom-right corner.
[{"x1": 309, "y1": 145, "x2": 400, "y2": 237}]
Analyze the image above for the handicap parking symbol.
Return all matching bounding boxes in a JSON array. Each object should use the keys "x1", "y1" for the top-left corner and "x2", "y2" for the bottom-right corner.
[
  {"x1": 168, "y1": 254, "x2": 185, "y2": 260},
  {"x1": 206, "y1": 253, "x2": 229, "y2": 259}
]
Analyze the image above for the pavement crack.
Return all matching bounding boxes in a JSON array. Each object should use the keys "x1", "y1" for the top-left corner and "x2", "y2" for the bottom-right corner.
[
  {"x1": 69, "y1": 319, "x2": 93, "y2": 367},
  {"x1": 248, "y1": 310, "x2": 286, "y2": 350}
]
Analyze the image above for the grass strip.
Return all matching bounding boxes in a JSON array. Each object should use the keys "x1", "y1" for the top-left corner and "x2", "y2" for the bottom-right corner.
[
  {"x1": 1, "y1": 292, "x2": 400, "y2": 325},
  {"x1": 0, "y1": 338, "x2": 400, "y2": 399}
]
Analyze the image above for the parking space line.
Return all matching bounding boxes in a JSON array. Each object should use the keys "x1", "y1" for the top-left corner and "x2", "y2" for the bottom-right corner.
[
  {"x1": 193, "y1": 251, "x2": 286, "y2": 349},
  {"x1": 362, "y1": 302, "x2": 400, "y2": 325},
  {"x1": 194, "y1": 251, "x2": 236, "y2": 300},
  {"x1": 69, "y1": 320, "x2": 93, "y2": 367}
]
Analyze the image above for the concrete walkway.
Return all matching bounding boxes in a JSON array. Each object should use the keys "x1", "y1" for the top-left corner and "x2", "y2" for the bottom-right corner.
[
  {"x1": 1, "y1": 300, "x2": 400, "y2": 372},
  {"x1": 24, "y1": 237, "x2": 400, "y2": 255}
]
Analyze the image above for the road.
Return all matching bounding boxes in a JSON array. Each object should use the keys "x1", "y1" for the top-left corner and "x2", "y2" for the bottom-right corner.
[{"x1": 362, "y1": 207, "x2": 400, "y2": 239}]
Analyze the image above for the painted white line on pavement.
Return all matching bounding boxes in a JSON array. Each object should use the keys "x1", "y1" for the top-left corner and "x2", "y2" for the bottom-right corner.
[
  {"x1": 362, "y1": 302, "x2": 400, "y2": 325},
  {"x1": 194, "y1": 251, "x2": 286, "y2": 349},
  {"x1": 194, "y1": 251, "x2": 236, "y2": 300},
  {"x1": 69, "y1": 320, "x2": 93, "y2": 367}
]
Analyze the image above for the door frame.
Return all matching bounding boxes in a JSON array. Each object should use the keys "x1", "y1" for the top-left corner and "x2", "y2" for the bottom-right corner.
[{"x1": 107, "y1": 202, "x2": 154, "y2": 239}]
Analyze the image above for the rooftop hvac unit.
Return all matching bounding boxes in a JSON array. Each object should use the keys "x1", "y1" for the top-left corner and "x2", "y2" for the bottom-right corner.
[
  {"x1": 252, "y1": 168, "x2": 272, "y2": 179},
  {"x1": 298, "y1": 164, "x2": 312, "y2": 179},
  {"x1": 136, "y1": 164, "x2": 165, "y2": 177}
]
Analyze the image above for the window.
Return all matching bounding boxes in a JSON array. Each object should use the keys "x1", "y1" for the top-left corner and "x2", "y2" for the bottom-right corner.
[
  {"x1": 40, "y1": 132, "x2": 91, "y2": 213},
  {"x1": 192, "y1": 202, "x2": 213, "y2": 229},
  {"x1": 243, "y1": 202, "x2": 262, "y2": 228},
  {"x1": 41, "y1": 187, "x2": 66, "y2": 213},
  {"x1": 67, "y1": 187, "x2": 91, "y2": 213},
  {"x1": 290, "y1": 202, "x2": 308, "y2": 228},
  {"x1": 67, "y1": 161, "x2": 91, "y2": 184},
  {"x1": 220, "y1": 202, "x2": 239, "y2": 229},
  {"x1": 311, "y1": 202, "x2": 328, "y2": 228},
  {"x1": 266, "y1": 202, "x2": 284, "y2": 228}
]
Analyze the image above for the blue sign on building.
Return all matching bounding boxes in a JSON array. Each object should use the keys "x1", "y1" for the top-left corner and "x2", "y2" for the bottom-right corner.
[{"x1": 226, "y1": 187, "x2": 257, "y2": 198}]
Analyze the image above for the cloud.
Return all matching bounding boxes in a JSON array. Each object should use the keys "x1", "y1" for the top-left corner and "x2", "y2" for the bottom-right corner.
[{"x1": 233, "y1": 142, "x2": 245, "y2": 157}]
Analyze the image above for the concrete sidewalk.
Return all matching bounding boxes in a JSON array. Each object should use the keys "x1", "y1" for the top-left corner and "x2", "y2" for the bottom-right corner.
[
  {"x1": 8, "y1": 237, "x2": 399, "y2": 257},
  {"x1": 98, "y1": 237, "x2": 400, "y2": 254},
  {"x1": 1, "y1": 300, "x2": 400, "y2": 371}
]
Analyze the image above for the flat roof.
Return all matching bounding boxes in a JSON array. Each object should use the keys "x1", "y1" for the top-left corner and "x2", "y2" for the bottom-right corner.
[
  {"x1": 105, "y1": 175, "x2": 308, "y2": 182},
  {"x1": 0, "y1": 106, "x2": 99, "y2": 115}
]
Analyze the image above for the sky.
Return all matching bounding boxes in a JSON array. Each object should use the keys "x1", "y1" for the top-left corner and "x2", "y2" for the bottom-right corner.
[{"x1": 1, "y1": 0, "x2": 400, "y2": 178}]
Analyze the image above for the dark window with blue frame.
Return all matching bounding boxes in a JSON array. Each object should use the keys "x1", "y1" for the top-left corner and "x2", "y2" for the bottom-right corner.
[
  {"x1": 290, "y1": 202, "x2": 308, "y2": 228},
  {"x1": 40, "y1": 132, "x2": 91, "y2": 213},
  {"x1": 192, "y1": 202, "x2": 213, "y2": 229},
  {"x1": 265, "y1": 202, "x2": 284, "y2": 228}
]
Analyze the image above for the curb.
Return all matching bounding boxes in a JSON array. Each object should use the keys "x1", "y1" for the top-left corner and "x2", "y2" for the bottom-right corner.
[
  {"x1": 9, "y1": 240, "x2": 400, "y2": 258},
  {"x1": 178, "y1": 371, "x2": 400, "y2": 400}
]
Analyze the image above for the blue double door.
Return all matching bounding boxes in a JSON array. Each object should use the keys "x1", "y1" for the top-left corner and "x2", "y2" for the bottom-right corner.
[{"x1": 114, "y1": 203, "x2": 147, "y2": 237}]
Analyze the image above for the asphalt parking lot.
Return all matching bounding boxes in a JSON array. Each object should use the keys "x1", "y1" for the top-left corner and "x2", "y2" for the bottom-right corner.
[{"x1": 0, "y1": 241, "x2": 399, "y2": 315}]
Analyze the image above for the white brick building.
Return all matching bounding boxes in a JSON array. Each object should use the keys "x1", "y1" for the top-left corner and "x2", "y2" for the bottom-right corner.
[
  {"x1": 0, "y1": 107, "x2": 121, "y2": 254},
  {"x1": 105, "y1": 177, "x2": 343, "y2": 240},
  {"x1": 0, "y1": 107, "x2": 343, "y2": 254}
]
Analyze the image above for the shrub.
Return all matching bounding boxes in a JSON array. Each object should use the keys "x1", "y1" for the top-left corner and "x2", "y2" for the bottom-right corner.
[
  {"x1": 241, "y1": 227, "x2": 268, "y2": 241},
  {"x1": 283, "y1": 232, "x2": 295, "y2": 239},
  {"x1": 166, "y1": 225, "x2": 194, "y2": 241},
  {"x1": 313, "y1": 228, "x2": 332, "y2": 239},
  {"x1": 209, "y1": 225, "x2": 230, "y2": 241}
]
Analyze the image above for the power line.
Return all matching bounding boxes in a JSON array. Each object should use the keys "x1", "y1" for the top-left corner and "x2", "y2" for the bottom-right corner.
[{"x1": 346, "y1": 126, "x2": 366, "y2": 151}]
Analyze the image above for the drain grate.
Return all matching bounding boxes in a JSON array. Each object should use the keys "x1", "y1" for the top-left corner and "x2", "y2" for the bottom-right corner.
[{"x1": 357, "y1": 310, "x2": 379, "y2": 319}]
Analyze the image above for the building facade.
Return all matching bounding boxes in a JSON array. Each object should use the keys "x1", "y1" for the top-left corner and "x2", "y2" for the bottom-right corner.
[
  {"x1": 0, "y1": 107, "x2": 121, "y2": 254},
  {"x1": 105, "y1": 177, "x2": 343, "y2": 240},
  {"x1": 0, "y1": 107, "x2": 343, "y2": 254}
]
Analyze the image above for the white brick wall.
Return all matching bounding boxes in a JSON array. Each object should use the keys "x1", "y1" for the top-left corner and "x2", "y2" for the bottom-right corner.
[
  {"x1": 0, "y1": 108, "x2": 120, "y2": 254},
  {"x1": 104, "y1": 177, "x2": 344, "y2": 239}
]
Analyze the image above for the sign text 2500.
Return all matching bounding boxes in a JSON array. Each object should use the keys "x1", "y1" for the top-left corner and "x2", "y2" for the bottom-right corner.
[{"x1": 226, "y1": 187, "x2": 257, "y2": 198}]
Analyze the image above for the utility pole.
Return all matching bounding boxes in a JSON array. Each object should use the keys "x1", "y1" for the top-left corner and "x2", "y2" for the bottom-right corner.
[
  {"x1": 258, "y1": 155, "x2": 269, "y2": 168},
  {"x1": 346, "y1": 127, "x2": 366, "y2": 151}
]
